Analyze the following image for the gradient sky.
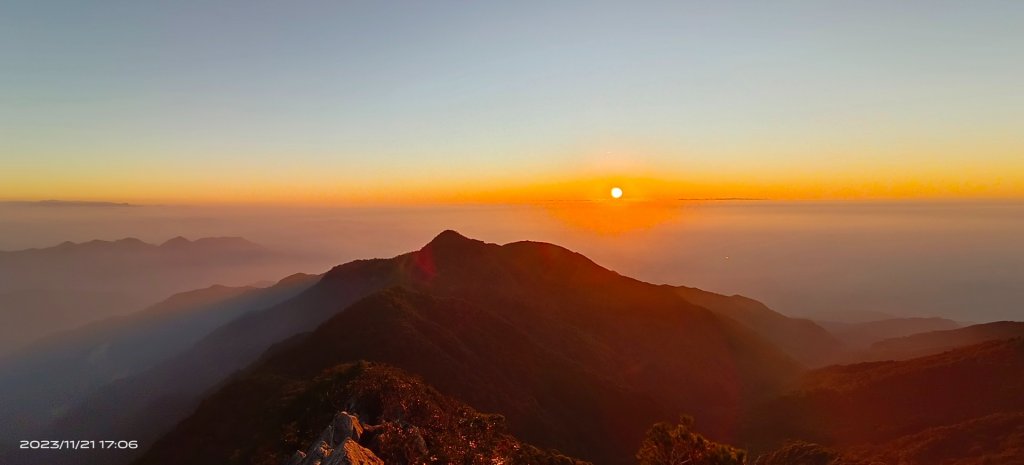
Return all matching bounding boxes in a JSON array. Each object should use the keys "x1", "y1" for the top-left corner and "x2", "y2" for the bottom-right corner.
[{"x1": 2, "y1": 0, "x2": 1022, "y2": 203}]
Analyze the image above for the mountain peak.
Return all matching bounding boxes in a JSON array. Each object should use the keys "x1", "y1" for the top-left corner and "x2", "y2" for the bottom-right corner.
[
  {"x1": 421, "y1": 230, "x2": 488, "y2": 253},
  {"x1": 161, "y1": 236, "x2": 191, "y2": 247},
  {"x1": 411, "y1": 231, "x2": 496, "y2": 279},
  {"x1": 427, "y1": 229, "x2": 470, "y2": 244}
]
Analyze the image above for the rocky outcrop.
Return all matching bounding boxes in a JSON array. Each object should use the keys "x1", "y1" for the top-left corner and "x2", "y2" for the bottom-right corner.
[
  {"x1": 286, "y1": 412, "x2": 382, "y2": 465},
  {"x1": 135, "y1": 361, "x2": 590, "y2": 465}
]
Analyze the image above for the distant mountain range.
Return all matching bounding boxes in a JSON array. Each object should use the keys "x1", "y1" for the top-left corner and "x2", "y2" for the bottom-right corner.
[
  {"x1": 0, "y1": 236, "x2": 287, "y2": 354},
  {"x1": 4, "y1": 231, "x2": 1022, "y2": 465},
  {"x1": 859, "y1": 321, "x2": 1024, "y2": 361},
  {"x1": 1, "y1": 236, "x2": 260, "y2": 258},
  {"x1": 817, "y1": 317, "x2": 962, "y2": 349}
]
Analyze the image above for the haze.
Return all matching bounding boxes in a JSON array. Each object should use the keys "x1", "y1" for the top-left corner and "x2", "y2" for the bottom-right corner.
[{"x1": 2, "y1": 201, "x2": 1021, "y2": 323}]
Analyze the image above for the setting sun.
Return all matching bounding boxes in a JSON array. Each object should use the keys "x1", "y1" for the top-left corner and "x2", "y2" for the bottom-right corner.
[{"x1": 611, "y1": 187, "x2": 623, "y2": 199}]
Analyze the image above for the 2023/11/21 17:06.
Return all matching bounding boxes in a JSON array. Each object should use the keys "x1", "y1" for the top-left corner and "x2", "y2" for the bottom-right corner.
[{"x1": 20, "y1": 440, "x2": 139, "y2": 450}]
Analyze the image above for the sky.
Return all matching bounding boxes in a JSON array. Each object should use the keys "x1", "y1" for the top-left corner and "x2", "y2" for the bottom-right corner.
[{"x1": 2, "y1": 0, "x2": 1023, "y2": 204}]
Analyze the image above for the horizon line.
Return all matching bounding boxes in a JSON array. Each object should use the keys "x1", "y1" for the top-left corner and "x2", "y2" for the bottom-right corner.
[{"x1": 6, "y1": 197, "x2": 1024, "y2": 208}]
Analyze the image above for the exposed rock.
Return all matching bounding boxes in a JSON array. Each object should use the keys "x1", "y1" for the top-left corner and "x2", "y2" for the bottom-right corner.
[
  {"x1": 287, "y1": 412, "x2": 381, "y2": 465},
  {"x1": 325, "y1": 439, "x2": 382, "y2": 465},
  {"x1": 134, "y1": 359, "x2": 593, "y2": 465}
]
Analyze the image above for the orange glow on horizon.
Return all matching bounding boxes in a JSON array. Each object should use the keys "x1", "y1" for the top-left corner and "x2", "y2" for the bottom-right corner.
[
  {"x1": 542, "y1": 199, "x2": 687, "y2": 235},
  {"x1": 2, "y1": 165, "x2": 1023, "y2": 206}
]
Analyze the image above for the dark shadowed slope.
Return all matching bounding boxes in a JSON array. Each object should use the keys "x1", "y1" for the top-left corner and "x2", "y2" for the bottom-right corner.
[
  {"x1": 0, "y1": 236, "x2": 285, "y2": 354},
  {"x1": 137, "y1": 362, "x2": 589, "y2": 465},
  {"x1": 845, "y1": 411, "x2": 1024, "y2": 465},
  {"x1": 0, "y1": 273, "x2": 318, "y2": 447},
  {"x1": 25, "y1": 257, "x2": 398, "y2": 465},
  {"x1": 37, "y1": 231, "x2": 800, "y2": 465},
  {"x1": 183, "y1": 286, "x2": 665, "y2": 463},
  {"x1": 859, "y1": 321, "x2": 1024, "y2": 361},
  {"x1": 745, "y1": 338, "x2": 1024, "y2": 461},
  {"x1": 818, "y1": 317, "x2": 961, "y2": 349},
  {"x1": 675, "y1": 286, "x2": 844, "y2": 367}
]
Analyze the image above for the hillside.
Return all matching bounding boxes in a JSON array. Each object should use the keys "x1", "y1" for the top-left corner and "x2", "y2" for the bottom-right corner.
[
  {"x1": 136, "y1": 362, "x2": 589, "y2": 465},
  {"x1": 845, "y1": 411, "x2": 1024, "y2": 465},
  {"x1": 0, "y1": 273, "x2": 318, "y2": 448},
  {"x1": 745, "y1": 338, "x2": 1024, "y2": 460},
  {"x1": 675, "y1": 286, "x2": 844, "y2": 366}
]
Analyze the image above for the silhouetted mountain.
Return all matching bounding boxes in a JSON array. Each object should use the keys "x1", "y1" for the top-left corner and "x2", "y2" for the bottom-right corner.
[
  {"x1": 859, "y1": 321, "x2": 1024, "y2": 361},
  {"x1": 818, "y1": 317, "x2": 961, "y2": 349},
  {"x1": 745, "y1": 338, "x2": 1024, "y2": 463},
  {"x1": 135, "y1": 362, "x2": 589, "y2": 465},
  {"x1": 675, "y1": 286, "x2": 844, "y2": 366},
  {"x1": 38, "y1": 231, "x2": 800, "y2": 465},
  {"x1": 0, "y1": 273, "x2": 318, "y2": 450},
  {"x1": 0, "y1": 237, "x2": 268, "y2": 282},
  {"x1": 0, "y1": 236, "x2": 286, "y2": 354}
]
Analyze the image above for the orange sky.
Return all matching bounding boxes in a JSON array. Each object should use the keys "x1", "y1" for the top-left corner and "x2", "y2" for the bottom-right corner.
[{"x1": 4, "y1": 167, "x2": 1021, "y2": 206}]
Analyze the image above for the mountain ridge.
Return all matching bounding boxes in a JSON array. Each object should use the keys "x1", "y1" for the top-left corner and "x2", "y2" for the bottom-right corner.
[
  {"x1": 0, "y1": 234, "x2": 288, "y2": 354},
  {"x1": 745, "y1": 337, "x2": 1024, "y2": 459},
  {"x1": 860, "y1": 321, "x2": 1024, "y2": 361},
  {"x1": 674, "y1": 285, "x2": 844, "y2": 367},
  {"x1": 0, "y1": 236, "x2": 260, "y2": 255},
  {"x1": 35, "y1": 230, "x2": 801, "y2": 465},
  {"x1": 0, "y1": 272, "x2": 320, "y2": 455}
]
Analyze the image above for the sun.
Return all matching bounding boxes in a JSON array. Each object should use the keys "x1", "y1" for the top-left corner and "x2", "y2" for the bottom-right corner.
[{"x1": 610, "y1": 186, "x2": 623, "y2": 199}]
